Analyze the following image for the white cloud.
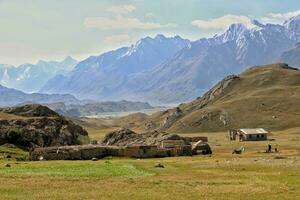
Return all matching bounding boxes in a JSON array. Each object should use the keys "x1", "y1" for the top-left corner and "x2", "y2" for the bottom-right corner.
[
  {"x1": 0, "y1": 42, "x2": 65, "y2": 66},
  {"x1": 104, "y1": 34, "x2": 131, "y2": 44},
  {"x1": 107, "y1": 4, "x2": 136, "y2": 15},
  {"x1": 261, "y1": 10, "x2": 300, "y2": 24},
  {"x1": 146, "y1": 12, "x2": 154, "y2": 18},
  {"x1": 191, "y1": 14, "x2": 254, "y2": 30},
  {"x1": 84, "y1": 16, "x2": 177, "y2": 30}
]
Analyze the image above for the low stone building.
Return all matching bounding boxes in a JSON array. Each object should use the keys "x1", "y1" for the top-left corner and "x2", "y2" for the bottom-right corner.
[
  {"x1": 30, "y1": 144, "x2": 191, "y2": 160},
  {"x1": 30, "y1": 128, "x2": 210, "y2": 160},
  {"x1": 229, "y1": 128, "x2": 268, "y2": 141}
]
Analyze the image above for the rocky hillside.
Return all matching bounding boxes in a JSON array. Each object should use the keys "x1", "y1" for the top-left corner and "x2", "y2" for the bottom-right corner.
[
  {"x1": 0, "y1": 104, "x2": 88, "y2": 148},
  {"x1": 119, "y1": 63, "x2": 300, "y2": 132}
]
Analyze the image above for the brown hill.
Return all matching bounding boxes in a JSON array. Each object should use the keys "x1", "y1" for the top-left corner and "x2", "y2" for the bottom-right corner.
[
  {"x1": 0, "y1": 104, "x2": 88, "y2": 148},
  {"x1": 119, "y1": 63, "x2": 300, "y2": 132}
]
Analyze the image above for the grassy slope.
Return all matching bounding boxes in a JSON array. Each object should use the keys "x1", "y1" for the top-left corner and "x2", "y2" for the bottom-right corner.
[
  {"x1": 115, "y1": 64, "x2": 300, "y2": 133},
  {"x1": 170, "y1": 64, "x2": 300, "y2": 132},
  {"x1": 0, "y1": 128, "x2": 299, "y2": 200}
]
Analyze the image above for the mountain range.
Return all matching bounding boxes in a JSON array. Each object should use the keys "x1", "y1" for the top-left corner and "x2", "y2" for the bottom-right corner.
[
  {"x1": 1, "y1": 15, "x2": 300, "y2": 104},
  {"x1": 40, "y1": 35, "x2": 190, "y2": 100},
  {"x1": 0, "y1": 84, "x2": 80, "y2": 106},
  {"x1": 0, "y1": 56, "x2": 77, "y2": 92},
  {"x1": 0, "y1": 84, "x2": 155, "y2": 117},
  {"x1": 45, "y1": 100, "x2": 154, "y2": 117},
  {"x1": 39, "y1": 15, "x2": 300, "y2": 104}
]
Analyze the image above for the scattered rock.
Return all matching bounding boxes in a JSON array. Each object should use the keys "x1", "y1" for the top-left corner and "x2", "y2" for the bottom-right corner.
[
  {"x1": 1, "y1": 143, "x2": 17, "y2": 148},
  {"x1": 144, "y1": 121, "x2": 155, "y2": 130},
  {"x1": 38, "y1": 156, "x2": 44, "y2": 161},
  {"x1": 154, "y1": 163, "x2": 165, "y2": 168},
  {"x1": 90, "y1": 140, "x2": 98, "y2": 145},
  {"x1": 91, "y1": 157, "x2": 98, "y2": 161},
  {"x1": 274, "y1": 156, "x2": 287, "y2": 159},
  {"x1": 15, "y1": 157, "x2": 25, "y2": 161}
]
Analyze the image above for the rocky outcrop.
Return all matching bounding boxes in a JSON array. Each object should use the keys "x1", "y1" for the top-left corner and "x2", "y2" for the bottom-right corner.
[
  {"x1": 193, "y1": 75, "x2": 239, "y2": 110},
  {"x1": 100, "y1": 128, "x2": 186, "y2": 147},
  {"x1": 0, "y1": 104, "x2": 59, "y2": 117},
  {"x1": 0, "y1": 104, "x2": 88, "y2": 148},
  {"x1": 161, "y1": 107, "x2": 183, "y2": 129}
]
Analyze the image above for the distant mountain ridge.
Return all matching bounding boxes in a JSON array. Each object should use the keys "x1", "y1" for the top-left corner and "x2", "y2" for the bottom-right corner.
[
  {"x1": 40, "y1": 15, "x2": 300, "y2": 103},
  {"x1": 0, "y1": 56, "x2": 77, "y2": 92},
  {"x1": 0, "y1": 84, "x2": 155, "y2": 117},
  {"x1": 45, "y1": 100, "x2": 154, "y2": 117},
  {"x1": 0, "y1": 84, "x2": 81, "y2": 106},
  {"x1": 279, "y1": 43, "x2": 300, "y2": 67},
  {"x1": 40, "y1": 35, "x2": 190, "y2": 99}
]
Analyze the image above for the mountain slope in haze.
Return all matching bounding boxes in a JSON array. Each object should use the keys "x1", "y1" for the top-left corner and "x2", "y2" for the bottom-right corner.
[
  {"x1": 0, "y1": 84, "x2": 81, "y2": 106},
  {"x1": 279, "y1": 43, "x2": 300, "y2": 67},
  {"x1": 117, "y1": 18, "x2": 300, "y2": 103},
  {"x1": 46, "y1": 100, "x2": 154, "y2": 117},
  {"x1": 0, "y1": 56, "x2": 77, "y2": 92},
  {"x1": 41, "y1": 16, "x2": 300, "y2": 103},
  {"x1": 40, "y1": 35, "x2": 190, "y2": 99},
  {"x1": 118, "y1": 63, "x2": 300, "y2": 132}
]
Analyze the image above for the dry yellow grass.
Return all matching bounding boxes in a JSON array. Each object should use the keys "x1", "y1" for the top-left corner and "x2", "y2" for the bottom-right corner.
[
  {"x1": 0, "y1": 128, "x2": 299, "y2": 200},
  {"x1": 113, "y1": 64, "x2": 300, "y2": 133}
]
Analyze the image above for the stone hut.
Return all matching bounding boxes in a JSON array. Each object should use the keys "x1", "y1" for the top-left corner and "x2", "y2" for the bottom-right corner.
[{"x1": 229, "y1": 128, "x2": 268, "y2": 141}]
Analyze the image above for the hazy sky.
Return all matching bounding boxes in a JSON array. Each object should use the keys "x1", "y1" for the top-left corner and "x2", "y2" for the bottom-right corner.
[{"x1": 1, "y1": 0, "x2": 300, "y2": 65}]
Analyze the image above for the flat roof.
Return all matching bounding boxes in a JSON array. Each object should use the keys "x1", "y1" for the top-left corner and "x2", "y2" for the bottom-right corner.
[{"x1": 239, "y1": 128, "x2": 268, "y2": 135}]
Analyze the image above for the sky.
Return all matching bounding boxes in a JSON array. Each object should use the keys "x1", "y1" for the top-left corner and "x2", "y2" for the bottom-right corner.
[{"x1": 1, "y1": 0, "x2": 300, "y2": 66}]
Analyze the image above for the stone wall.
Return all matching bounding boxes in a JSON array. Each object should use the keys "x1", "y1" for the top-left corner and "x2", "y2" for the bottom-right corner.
[
  {"x1": 30, "y1": 144, "x2": 193, "y2": 161},
  {"x1": 182, "y1": 136, "x2": 208, "y2": 143}
]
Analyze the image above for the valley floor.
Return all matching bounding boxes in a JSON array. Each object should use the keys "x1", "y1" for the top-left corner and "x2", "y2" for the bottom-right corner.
[{"x1": 0, "y1": 128, "x2": 299, "y2": 200}]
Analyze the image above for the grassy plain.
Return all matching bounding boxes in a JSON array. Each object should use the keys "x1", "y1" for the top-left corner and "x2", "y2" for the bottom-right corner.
[{"x1": 0, "y1": 128, "x2": 299, "y2": 200}]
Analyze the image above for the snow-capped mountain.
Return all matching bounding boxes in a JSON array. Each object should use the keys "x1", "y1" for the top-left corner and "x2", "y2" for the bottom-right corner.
[
  {"x1": 40, "y1": 35, "x2": 190, "y2": 98},
  {"x1": 123, "y1": 18, "x2": 300, "y2": 103},
  {"x1": 0, "y1": 56, "x2": 77, "y2": 92},
  {"x1": 41, "y1": 15, "x2": 300, "y2": 103}
]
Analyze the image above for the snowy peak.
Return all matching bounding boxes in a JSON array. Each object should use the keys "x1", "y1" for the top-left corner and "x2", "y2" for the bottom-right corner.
[
  {"x1": 284, "y1": 14, "x2": 300, "y2": 33},
  {"x1": 218, "y1": 23, "x2": 248, "y2": 43},
  {"x1": 62, "y1": 56, "x2": 77, "y2": 63},
  {"x1": 122, "y1": 34, "x2": 190, "y2": 57},
  {"x1": 0, "y1": 57, "x2": 78, "y2": 92},
  {"x1": 251, "y1": 19, "x2": 265, "y2": 28}
]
